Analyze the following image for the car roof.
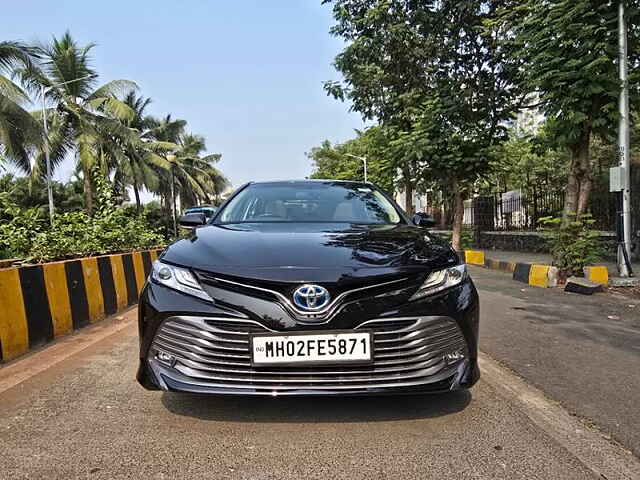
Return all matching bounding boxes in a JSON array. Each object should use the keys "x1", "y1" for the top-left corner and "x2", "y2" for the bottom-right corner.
[{"x1": 248, "y1": 179, "x2": 372, "y2": 186}]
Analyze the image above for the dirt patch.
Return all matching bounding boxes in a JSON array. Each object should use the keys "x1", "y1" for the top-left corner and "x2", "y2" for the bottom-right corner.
[{"x1": 607, "y1": 285, "x2": 640, "y2": 300}]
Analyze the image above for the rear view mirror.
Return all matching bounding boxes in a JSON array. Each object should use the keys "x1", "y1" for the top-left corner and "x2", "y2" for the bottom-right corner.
[
  {"x1": 179, "y1": 213, "x2": 207, "y2": 229},
  {"x1": 412, "y1": 212, "x2": 436, "y2": 228}
]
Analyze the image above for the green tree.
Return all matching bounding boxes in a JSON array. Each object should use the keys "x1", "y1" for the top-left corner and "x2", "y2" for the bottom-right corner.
[
  {"x1": 145, "y1": 115, "x2": 227, "y2": 217},
  {"x1": 494, "y1": 0, "x2": 640, "y2": 219},
  {"x1": 482, "y1": 128, "x2": 570, "y2": 196},
  {"x1": 307, "y1": 126, "x2": 395, "y2": 193},
  {"x1": 323, "y1": 0, "x2": 432, "y2": 213},
  {"x1": 18, "y1": 31, "x2": 137, "y2": 215},
  {"x1": 0, "y1": 41, "x2": 41, "y2": 172},
  {"x1": 114, "y1": 90, "x2": 177, "y2": 212},
  {"x1": 175, "y1": 133, "x2": 227, "y2": 207},
  {"x1": 324, "y1": 1, "x2": 521, "y2": 249}
]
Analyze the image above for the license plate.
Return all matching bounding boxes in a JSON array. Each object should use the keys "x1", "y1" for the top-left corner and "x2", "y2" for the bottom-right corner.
[{"x1": 250, "y1": 330, "x2": 373, "y2": 366}]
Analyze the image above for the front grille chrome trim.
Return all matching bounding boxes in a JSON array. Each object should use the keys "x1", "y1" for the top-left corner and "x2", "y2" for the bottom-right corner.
[
  {"x1": 152, "y1": 359, "x2": 461, "y2": 393},
  {"x1": 174, "y1": 362, "x2": 448, "y2": 384},
  {"x1": 208, "y1": 276, "x2": 410, "y2": 321},
  {"x1": 149, "y1": 315, "x2": 469, "y2": 394}
]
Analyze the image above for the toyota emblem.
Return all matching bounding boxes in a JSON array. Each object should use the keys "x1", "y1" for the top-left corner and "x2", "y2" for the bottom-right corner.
[{"x1": 292, "y1": 284, "x2": 331, "y2": 311}]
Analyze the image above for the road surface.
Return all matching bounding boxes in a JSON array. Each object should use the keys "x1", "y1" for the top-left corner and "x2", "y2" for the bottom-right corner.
[
  {"x1": 0, "y1": 270, "x2": 639, "y2": 479},
  {"x1": 471, "y1": 266, "x2": 640, "y2": 456}
]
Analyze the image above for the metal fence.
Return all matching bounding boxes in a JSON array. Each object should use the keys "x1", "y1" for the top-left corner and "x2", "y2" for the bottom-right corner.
[
  {"x1": 463, "y1": 192, "x2": 568, "y2": 231},
  {"x1": 463, "y1": 166, "x2": 640, "y2": 233}
]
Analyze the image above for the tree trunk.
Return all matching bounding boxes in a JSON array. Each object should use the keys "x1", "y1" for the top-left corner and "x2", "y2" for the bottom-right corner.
[
  {"x1": 451, "y1": 182, "x2": 464, "y2": 252},
  {"x1": 575, "y1": 136, "x2": 592, "y2": 215},
  {"x1": 133, "y1": 180, "x2": 141, "y2": 213},
  {"x1": 83, "y1": 167, "x2": 93, "y2": 216},
  {"x1": 403, "y1": 169, "x2": 414, "y2": 216},
  {"x1": 563, "y1": 156, "x2": 579, "y2": 219},
  {"x1": 563, "y1": 130, "x2": 591, "y2": 221},
  {"x1": 439, "y1": 199, "x2": 447, "y2": 229}
]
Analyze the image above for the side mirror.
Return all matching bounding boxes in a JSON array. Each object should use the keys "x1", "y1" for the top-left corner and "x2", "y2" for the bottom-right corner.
[
  {"x1": 412, "y1": 212, "x2": 436, "y2": 228},
  {"x1": 179, "y1": 212, "x2": 207, "y2": 229}
]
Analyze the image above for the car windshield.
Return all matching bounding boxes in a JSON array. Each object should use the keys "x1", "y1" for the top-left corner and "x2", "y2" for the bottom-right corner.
[{"x1": 218, "y1": 182, "x2": 402, "y2": 224}]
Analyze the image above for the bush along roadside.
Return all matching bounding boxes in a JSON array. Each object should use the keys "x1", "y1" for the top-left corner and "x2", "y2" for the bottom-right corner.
[
  {"x1": 539, "y1": 213, "x2": 603, "y2": 280},
  {"x1": 433, "y1": 229, "x2": 474, "y2": 251},
  {"x1": 0, "y1": 169, "x2": 165, "y2": 264}
]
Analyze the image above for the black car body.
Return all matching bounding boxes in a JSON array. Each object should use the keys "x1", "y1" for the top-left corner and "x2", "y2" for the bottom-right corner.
[{"x1": 137, "y1": 180, "x2": 479, "y2": 396}]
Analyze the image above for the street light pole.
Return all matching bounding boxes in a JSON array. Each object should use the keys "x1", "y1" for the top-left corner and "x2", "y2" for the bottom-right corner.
[
  {"x1": 41, "y1": 85, "x2": 54, "y2": 224},
  {"x1": 167, "y1": 154, "x2": 178, "y2": 237},
  {"x1": 40, "y1": 74, "x2": 96, "y2": 224},
  {"x1": 345, "y1": 153, "x2": 368, "y2": 182},
  {"x1": 618, "y1": 0, "x2": 633, "y2": 277}
]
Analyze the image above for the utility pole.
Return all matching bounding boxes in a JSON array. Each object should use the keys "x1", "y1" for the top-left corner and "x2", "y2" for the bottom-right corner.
[
  {"x1": 618, "y1": 0, "x2": 633, "y2": 277},
  {"x1": 167, "y1": 154, "x2": 178, "y2": 238},
  {"x1": 41, "y1": 85, "x2": 54, "y2": 224},
  {"x1": 345, "y1": 153, "x2": 368, "y2": 182},
  {"x1": 40, "y1": 74, "x2": 96, "y2": 224}
]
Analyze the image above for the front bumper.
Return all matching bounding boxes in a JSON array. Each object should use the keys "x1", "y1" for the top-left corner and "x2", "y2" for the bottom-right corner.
[
  {"x1": 137, "y1": 279, "x2": 480, "y2": 396},
  {"x1": 147, "y1": 358, "x2": 477, "y2": 396}
]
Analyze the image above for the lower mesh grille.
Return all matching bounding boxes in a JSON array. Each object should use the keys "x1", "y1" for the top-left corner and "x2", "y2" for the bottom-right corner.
[{"x1": 150, "y1": 316, "x2": 468, "y2": 392}]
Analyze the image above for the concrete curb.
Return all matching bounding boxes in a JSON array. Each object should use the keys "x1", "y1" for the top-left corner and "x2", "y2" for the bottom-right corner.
[
  {"x1": 0, "y1": 248, "x2": 163, "y2": 363},
  {"x1": 462, "y1": 249, "x2": 611, "y2": 289}
]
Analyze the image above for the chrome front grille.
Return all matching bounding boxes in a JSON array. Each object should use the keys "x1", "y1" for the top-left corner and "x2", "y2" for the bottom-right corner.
[{"x1": 150, "y1": 316, "x2": 468, "y2": 393}]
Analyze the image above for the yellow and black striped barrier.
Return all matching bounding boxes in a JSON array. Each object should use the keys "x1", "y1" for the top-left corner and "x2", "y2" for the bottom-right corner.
[
  {"x1": 512, "y1": 263, "x2": 559, "y2": 288},
  {"x1": 462, "y1": 249, "x2": 564, "y2": 288},
  {"x1": 0, "y1": 248, "x2": 162, "y2": 363}
]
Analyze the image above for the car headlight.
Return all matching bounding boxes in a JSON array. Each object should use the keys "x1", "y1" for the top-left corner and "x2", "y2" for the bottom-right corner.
[
  {"x1": 151, "y1": 260, "x2": 213, "y2": 302},
  {"x1": 410, "y1": 264, "x2": 467, "y2": 301}
]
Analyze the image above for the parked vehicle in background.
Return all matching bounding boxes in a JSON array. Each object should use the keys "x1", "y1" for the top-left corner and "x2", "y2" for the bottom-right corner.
[
  {"x1": 138, "y1": 180, "x2": 479, "y2": 396},
  {"x1": 184, "y1": 205, "x2": 217, "y2": 220}
]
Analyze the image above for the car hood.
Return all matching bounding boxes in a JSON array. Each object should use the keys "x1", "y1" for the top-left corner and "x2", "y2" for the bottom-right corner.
[{"x1": 161, "y1": 223, "x2": 458, "y2": 283}]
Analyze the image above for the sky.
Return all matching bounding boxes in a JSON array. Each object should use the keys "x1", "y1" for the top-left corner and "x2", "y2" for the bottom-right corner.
[{"x1": 3, "y1": 0, "x2": 366, "y2": 192}]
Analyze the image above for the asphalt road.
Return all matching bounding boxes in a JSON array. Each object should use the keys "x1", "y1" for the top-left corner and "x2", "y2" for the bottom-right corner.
[
  {"x1": 470, "y1": 266, "x2": 640, "y2": 457},
  {"x1": 0, "y1": 274, "x2": 639, "y2": 479}
]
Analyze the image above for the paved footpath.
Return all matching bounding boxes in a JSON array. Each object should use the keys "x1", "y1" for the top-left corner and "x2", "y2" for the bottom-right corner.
[
  {"x1": 471, "y1": 266, "x2": 640, "y2": 457},
  {"x1": 0, "y1": 298, "x2": 639, "y2": 479}
]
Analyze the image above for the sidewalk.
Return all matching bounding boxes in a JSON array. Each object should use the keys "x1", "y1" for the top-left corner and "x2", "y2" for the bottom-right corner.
[{"x1": 481, "y1": 249, "x2": 639, "y2": 279}]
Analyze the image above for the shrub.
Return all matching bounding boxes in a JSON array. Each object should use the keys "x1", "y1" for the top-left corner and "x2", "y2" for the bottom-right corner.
[
  {"x1": 539, "y1": 214, "x2": 603, "y2": 278},
  {"x1": 0, "y1": 192, "x2": 45, "y2": 259},
  {"x1": 435, "y1": 230, "x2": 474, "y2": 251},
  {"x1": 121, "y1": 201, "x2": 173, "y2": 240},
  {"x1": 0, "y1": 170, "x2": 166, "y2": 263}
]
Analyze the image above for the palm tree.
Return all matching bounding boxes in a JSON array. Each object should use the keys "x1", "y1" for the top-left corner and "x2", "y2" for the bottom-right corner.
[
  {"x1": 116, "y1": 91, "x2": 175, "y2": 211},
  {"x1": 18, "y1": 31, "x2": 137, "y2": 214},
  {"x1": 143, "y1": 114, "x2": 187, "y2": 217},
  {"x1": 143, "y1": 116, "x2": 227, "y2": 234},
  {"x1": 176, "y1": 133, "x2": 227, "y2": 207},
  {"x1": 0, "y1": 41, "x2": 41, "y2": 172}
]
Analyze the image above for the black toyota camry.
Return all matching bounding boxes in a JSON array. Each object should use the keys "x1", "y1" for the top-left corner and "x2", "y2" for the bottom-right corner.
[{"x1": 137, "y1": 180, "x2": 479, "y2": 395}]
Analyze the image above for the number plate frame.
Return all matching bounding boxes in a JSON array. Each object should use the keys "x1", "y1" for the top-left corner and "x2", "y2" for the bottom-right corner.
[{"x1": 249, "y1": 329, "x2": 374, "y2": 367}]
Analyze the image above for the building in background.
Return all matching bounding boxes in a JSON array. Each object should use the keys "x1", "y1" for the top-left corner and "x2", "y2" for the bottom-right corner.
[{"x1": 515, "y1": 93, "x2": 545, "y2": 135}]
